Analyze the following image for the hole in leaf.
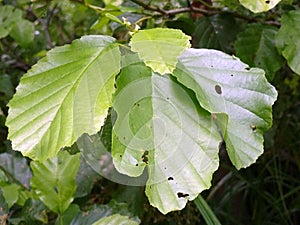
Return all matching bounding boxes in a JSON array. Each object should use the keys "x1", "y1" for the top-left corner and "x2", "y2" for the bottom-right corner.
[
  {"x1": 250, "y1": 124, "x2": 256, "y2": 131},
  {"x1": 135, "y1": 163, "x2": 138, "y2": 166},
  {"x1": 177, "y1": 192, "x2": 189, "y2": 198},
  {"x1": 119, "y1": 154, "x2": 122, "y2": 158},
  {"x1": 215, "y1": 85, "x2": 222, "y2": 95},
  {"x1": 245, "y1": 67, "x2": 250, "y2": 71},
  {"x1": 231, "y1": 74, "x2": 234, "y2": 77},
  {"x1": 142, "y1": 150, "x2": 149, "y2": 164},
  {"x1": 168, "y1": 177, "x2": 174, "y2": 181},
  {"x1": 265, "y1": 0, "x2": 270, "y2": 3}
]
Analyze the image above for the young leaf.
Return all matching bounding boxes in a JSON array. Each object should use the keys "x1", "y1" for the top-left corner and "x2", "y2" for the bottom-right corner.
[
  {"x1": 234, "y1": 23, "x2": 283, "y2": 80},
  {"x1": 239, "y1": 0, "x2": 281, "y2": 13},
  {"x1": 92, "y1": 214, "x2": 139, "y2": 225},
  {"x1": 6, "y1": 35, "x2": 121, "y2": 161},
  {"x1": 276, "y1": 10, "x2": 300, "y2": 75},
  {"x1": 129, "y1": 28, "x2": 191, "y2": 75},
  {"x1": 30, "y1": 151, "x2": 80, "y2": 214},
  {"x1": 112, "y1": 54, "x2": 220, "y2": 214},
  {"x1": 173, "y1": 49, "x2": 277, "y2": 169}
]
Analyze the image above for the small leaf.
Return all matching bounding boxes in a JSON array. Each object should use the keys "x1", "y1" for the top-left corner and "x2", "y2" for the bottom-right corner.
[
  {"x1": 173, "y1": 49, "x2": 277, "y2": 169},
  {"x1": 276, "y1": 10, "x2": 300, "y2": 75},
  {"x1": 239, "y1": 0, "x2": 282, "y2": 13},
  {"x1": 0, "y1": 189, "x2": 9, "y2": 215},
  {"x1": 234, "y1": 23, "x2": 284, "y2": 80},
  {"x1": 70, "y1": 205, "x2": 113, "y2": 225},
  {"x1": 10, "y1": 19, "x2": 34, "y2": 47},
  {"x1": 129, "y1": 28, "x2": 191, "y2": 74},
  {"x1": 92, "y1": 214, "x2": 139, "y2": 225},
  {"x1": 0, "y1": 5, "x2": 22, "y2": 38},
  {"x1": 22, "y1": 199, "x2": 48, "y2": 224},
  {"x1": 6, "y1": 35, "x2": 121, "y2": 161},
  {"x1": 30, "y1": 151, "x2": 80, "y2": 214},
  {"x1": 1, "y1": 183, "x2": 20, "y2": 208},
  {"x1": 112, "y1": 54, "x2": 220, "y2": 214},
  {"x1": 55, "y1": 204, "x2": 81, "y2": 225}
]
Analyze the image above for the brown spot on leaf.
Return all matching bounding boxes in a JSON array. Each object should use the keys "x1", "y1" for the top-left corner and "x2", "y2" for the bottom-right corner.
[{"x1": 215, "y1": 85, "x2": 222, "y2": 95}]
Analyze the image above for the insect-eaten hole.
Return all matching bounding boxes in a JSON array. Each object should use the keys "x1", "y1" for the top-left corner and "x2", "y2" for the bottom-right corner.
[
  {"x1": 168, "y1": 177, "x2": 174, "y2": 181},
  {"x1": 135, "y1": 163, "x2": 139, "y2": 166},
  {"x1": 265, "y1": 0, "x2": 270, "y2": 3},
  {"x1": 250, "y1": 124, "x2": 256, "y2": 131},
  {"x1": 177, "y1": 192, "x2": 189, "y2": 198},
  {"x1": 142, "y1": 150, "x2": 149, "y2": 164},
  {"x1": 215, "y1": 85, "x2": 222, "y2": 95}
]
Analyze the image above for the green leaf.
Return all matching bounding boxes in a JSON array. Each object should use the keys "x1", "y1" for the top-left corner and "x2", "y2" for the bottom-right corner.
[
  {"x1": 70, "y1": 205, "x2": 113, "y2": 225},
  {"x1": 75, "y1": 156, "x2": 100, "y2": 198},
  {"x1": 112, "y1": 54, "x2": 220, "y2": 214},
  {"x1": 194, "y1": 14, "x2": 240, "y2": 53},
  {"x1": 129, "y1": 28, "x2": 191, "y2": 75},
  {"x1": 1, "y1": 183, "x2": 20, "y2": 208},
  {"x1": 6, "y1": 35, "x2": 121, "y2": 161},
  {"x1": 10, "y1": 19, "x2": 34, "y2": 48},
  {"x1": 276, "y1": 10, "x2": 300, "y2": 75},
  {"x1": 173, "y1": 49, "x2": 277, "y2": 169},
  {"x1": 0, "y1": 153, "x2": 32, "y2": 189},
  {"x1": 239, "y1": 0, "x2": 282, "y2": 13},
  {"x1": 0, "y1": 189, "x2": 9, "y2": 215},
  {"x1": 92, "y1": 214, "x2": 139, "y2": 225},
  {"x1": 0, "y1": 74, "x2": 14, "y2": 99},
  {"x1": 56, "y1": 204, "x2": 81, "y2": 225},
  {"x1": 234, "y1": 24, "x2": 284, "y2": 80},
  {"x1": 30, "y1": 151, "x2": 80, "y2": 214},
  {"x1": 194, "y1": 195, "x2": 221, "y2": 225},
  {"x1": 22, "y1": 199, "x2": 48, "y2": 224},
  {"x1": 0, "y1": 5, "x2": 22, "y2": 38}
]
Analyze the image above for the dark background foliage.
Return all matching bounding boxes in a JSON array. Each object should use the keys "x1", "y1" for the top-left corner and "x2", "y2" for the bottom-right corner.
[{"x1": 0, "y1": 0, "x2": 299, "y2": 224}]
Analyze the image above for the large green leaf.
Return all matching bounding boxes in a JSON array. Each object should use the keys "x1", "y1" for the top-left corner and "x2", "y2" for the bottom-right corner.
[
  {"x1": 173, "y1": 49, "x2": 277, "y2": 169},
  {"x1": 239, "y1": 0, "x2": 281, "y2": 13},
  {"x1": 129, "y1": 28, "x2": 191, "y2": 75},
  {"x1": 6, "y1": 35, "x2": 121, "y2": 161},
  {"x1": 276, "y1": 10, "x2": 300, "y2": 75},
  {"x1": 30, "y1": 151, "x2": 80, "y2": 214},
  {"x1": 92, "y1": 214, "x2": 139, "y2": 225},
  {"x1": 112, "y1": 53, "x2": 220, "y2": 214},
  {"x1": 234, "y1": 23, "x2": 284, "y2": 80}
]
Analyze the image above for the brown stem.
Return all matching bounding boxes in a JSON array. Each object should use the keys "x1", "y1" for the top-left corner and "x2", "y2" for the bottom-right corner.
[{"x1": 130, "y1": 0, "x2": 280, "y2": 27}]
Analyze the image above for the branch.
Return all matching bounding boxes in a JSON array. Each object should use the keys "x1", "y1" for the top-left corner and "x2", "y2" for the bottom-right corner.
[
  {"x1": 130, "y1": 0, "x2": 167, "y2": 14},
  {"x1": 129, "y1": 0, "x2": 280, "y2": 27}
]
